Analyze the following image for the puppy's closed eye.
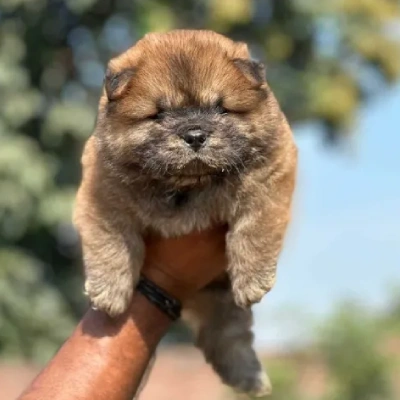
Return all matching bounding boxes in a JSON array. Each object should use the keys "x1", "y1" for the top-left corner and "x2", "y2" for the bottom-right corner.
[
  {"x1": 147, "y1": 109, "x2": 165, "y2": 121},
  {"x1": 215, "y1": 99, "x2": 229, "y2": 115}
]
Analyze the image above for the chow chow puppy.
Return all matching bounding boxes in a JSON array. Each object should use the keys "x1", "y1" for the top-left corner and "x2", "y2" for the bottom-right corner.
[{"x1": 74, "y1": 30, "x2": 297, "y2": 397}]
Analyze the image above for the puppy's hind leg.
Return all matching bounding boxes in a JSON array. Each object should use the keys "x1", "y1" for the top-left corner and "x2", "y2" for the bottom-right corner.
[{"x1": 183, "y1": 288, "x2": 271, "y2": 397}]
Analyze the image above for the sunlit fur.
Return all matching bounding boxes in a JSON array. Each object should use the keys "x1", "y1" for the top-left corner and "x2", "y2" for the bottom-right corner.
[{"x1": 74, "y1": 30, "x2": 298, "y2": 398}]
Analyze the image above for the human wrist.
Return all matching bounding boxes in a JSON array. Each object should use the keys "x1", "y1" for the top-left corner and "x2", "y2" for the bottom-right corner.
[
  {"x1": 129, "y1": 290, "x2": 172, "y2": 335},
  {"x1": 141, "y1": 267, "x2": 194, "y2": 302},
  {"x1": 136, "y1": 276, "x2": 182, "y2": 320}
]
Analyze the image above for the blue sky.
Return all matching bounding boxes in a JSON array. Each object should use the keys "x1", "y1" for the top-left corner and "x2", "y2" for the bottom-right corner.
[{"x1": 254, "y1": 82, "x2": 400, "y2": 349}]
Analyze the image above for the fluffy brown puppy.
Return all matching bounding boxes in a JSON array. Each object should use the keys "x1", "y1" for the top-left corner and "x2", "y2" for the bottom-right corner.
[{"x1": 74, "y1": 30, "x2": 297, "y2": 397}]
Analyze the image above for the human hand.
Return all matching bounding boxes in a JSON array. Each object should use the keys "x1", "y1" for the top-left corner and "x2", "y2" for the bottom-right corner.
[{"x1": 142, "y1": 225, "x2": 228, "y2": 301}]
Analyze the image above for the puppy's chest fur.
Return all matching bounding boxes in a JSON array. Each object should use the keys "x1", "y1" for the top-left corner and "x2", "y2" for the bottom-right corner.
[{"x1": 132, "y1": 180, "x2": 238, "y2": 237}]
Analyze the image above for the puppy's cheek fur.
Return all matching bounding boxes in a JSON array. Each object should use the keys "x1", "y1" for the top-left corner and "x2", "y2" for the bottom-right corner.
[{"x1": 100, "y1": 123, "x2": 167, "y2": 166}]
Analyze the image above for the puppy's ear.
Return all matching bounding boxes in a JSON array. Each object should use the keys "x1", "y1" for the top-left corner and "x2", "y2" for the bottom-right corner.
[
  {"x1": 104, "y1": 67, "x2": 135, "y2": 101},
  {"x1": 235, "y1": 42, "x2": 251, "y2": 58},
  {"x1": 233, "y1": 59, "x2": 265, "y2": 86}
]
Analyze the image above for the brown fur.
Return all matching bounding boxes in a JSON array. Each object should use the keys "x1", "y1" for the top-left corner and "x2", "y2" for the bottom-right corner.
[{"x1": 74, "y1": 30, "x2": 297, "y2": 397}]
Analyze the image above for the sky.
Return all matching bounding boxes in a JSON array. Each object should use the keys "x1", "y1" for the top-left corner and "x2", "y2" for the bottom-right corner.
[{"x1": 253, "y1": 82, "x2": 400, "y2": 349}]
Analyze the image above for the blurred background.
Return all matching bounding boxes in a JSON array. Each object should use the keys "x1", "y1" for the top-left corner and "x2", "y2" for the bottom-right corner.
[{"x1": 0, "y1": 0, "x2": 399, "y2": 399}]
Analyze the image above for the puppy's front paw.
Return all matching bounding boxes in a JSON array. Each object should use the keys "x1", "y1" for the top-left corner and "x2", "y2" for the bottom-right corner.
[
  {"x1": 232, "y1": 273, "x2": 275, "y2": 308},
  {"x1": 84, "y1": 277, "x2": 133, "y2": 317}
]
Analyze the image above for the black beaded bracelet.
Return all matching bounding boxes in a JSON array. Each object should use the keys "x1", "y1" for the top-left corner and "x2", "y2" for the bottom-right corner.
[{"x1": 136, "y1": 276, "x2": 182, "y2": 321}]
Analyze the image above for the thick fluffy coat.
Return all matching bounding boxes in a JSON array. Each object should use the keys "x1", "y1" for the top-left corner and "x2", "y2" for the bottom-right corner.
[{"x1": 74, "y1": 30, "x2": 297, "y2": 397}]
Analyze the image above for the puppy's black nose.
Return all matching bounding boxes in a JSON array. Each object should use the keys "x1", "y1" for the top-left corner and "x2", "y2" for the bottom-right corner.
[{"x1": 182, "y1": 130, "x2": 207, "y2": 151}]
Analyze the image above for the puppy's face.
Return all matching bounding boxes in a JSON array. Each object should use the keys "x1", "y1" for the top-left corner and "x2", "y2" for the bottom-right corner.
[{"x1": 96, "y1": 30, "x2": 280, "y2": 187}]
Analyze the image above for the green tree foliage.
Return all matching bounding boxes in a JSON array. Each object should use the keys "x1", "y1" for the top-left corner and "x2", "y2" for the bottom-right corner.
[
  {"x1": 319, "y1": 303, "x2": 393, "y2": 400},
  {"x1": 0, "y1": 0, "x2": 399, "y2": 361}
]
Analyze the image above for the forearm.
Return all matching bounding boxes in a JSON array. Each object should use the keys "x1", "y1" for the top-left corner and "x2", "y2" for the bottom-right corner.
[
  {"x1": 18, "y1": 292, "x2": 171, "y2": 400},
  {"x1": 18, "y1": 226, "x2": 228, "y2": 400}
]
